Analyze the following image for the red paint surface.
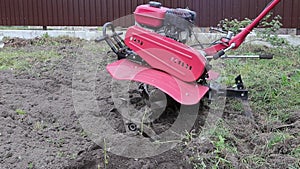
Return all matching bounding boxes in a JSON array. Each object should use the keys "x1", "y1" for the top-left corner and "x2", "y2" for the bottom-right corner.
[
  {"x1": 106, "y1": 59, "x2": 209, "y2": 105},
  {"x1": 134, "y1": 4, "x2": 168, "y2": 28},
  {"x1": 125, "y1": 26, "x2": 207, "y2": 82}
]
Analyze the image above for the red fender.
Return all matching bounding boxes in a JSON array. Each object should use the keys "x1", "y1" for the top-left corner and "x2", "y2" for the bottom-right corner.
[{"x1": 106, "y1": 59, "x2": 209, "y2": 105}]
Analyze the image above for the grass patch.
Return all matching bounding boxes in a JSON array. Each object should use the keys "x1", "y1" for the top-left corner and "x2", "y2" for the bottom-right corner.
[
  {"x1": 241, "y1": 155, "x2": 267, "y2": 168},
  {"x1": 210, "y1": 124, "x2": 237, "y2": 154},
  {"x1": 0, "y1": 49, "x2": 61, "y2": 71},
  {"x1": 221, "y1": 44, "x2": 300, "y2": 122},
  {"x1": 0, "y1": 26, "x2": 30, "y2": 30},
  {"x1": 291, "y1": 146, "x2": 300, "y2": 158},
  {"x1": 0, "y1": 36, "x2": 84, "y2": 74},
  {"x1": 267, "y1": 132, "x2": 293, "y2": 148},
  {"x1": 191, "y1": 122, "x2": 238, "y2": 169},
  {"x1": 191, "y1": 43, "x2": 299, "y2": 168}
]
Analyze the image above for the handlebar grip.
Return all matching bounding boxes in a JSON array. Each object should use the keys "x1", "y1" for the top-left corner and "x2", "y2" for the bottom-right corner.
[
  {"x1": 213, "y1": 50, "x2": 225, "y2": 60},
  {"x1": 259, "y1": 54, "x2": 273, "y2": 59}
]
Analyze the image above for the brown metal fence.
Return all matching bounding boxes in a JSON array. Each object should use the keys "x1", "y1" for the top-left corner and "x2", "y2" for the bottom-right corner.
[{"x1": 0, "y1": 0, "x2": 299, "y2": 29}]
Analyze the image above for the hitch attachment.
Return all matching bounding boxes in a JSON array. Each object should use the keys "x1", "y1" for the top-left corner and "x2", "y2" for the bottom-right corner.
[
  {"x1": 210, "y1": 75, "x2": 248, "y2": 101},
  {"x1": 209, "y1": 75, "x2": 252, "y2": 117},
  {"x1": 95, "y1": 23, "x2": 146, "y2": 64},
  {"x1": 226, "y1": 75, "x2": 248, "y2": 100}
]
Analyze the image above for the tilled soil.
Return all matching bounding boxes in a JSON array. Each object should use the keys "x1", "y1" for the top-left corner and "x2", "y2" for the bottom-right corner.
[
  {"x1": 0, "y1": 39, "x2": 194, "y2": 169},
  {"x1": 0, "y1": 38, "x2": 299, "y2": 169}
]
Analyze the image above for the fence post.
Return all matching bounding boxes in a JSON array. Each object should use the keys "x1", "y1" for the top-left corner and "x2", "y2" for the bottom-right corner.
[{"x1": 297, "y1": 28, "x2": 300, "y2": 35}]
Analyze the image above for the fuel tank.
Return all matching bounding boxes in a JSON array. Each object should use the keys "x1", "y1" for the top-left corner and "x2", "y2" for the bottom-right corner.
[
  {"x1": 134, "y1": 2, "x2": 196, "y2": 29},
  {"x1": 134, "y1": 3, "x2": 169, "y2": 28}
]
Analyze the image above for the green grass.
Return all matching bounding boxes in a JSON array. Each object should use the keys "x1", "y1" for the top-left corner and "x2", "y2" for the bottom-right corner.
[
  {"x1": 211, "y1": 123, "x2": 238, "y2": 168},
  {"x1": 0, "y1": 48, "x2": 61, "y2": 71},
  {"x1": 221, "y1": 44, "x2": 300, "y2": 122},
  {"x1": 241, "y1": 155, "x2": 267, "y2": 168},
  {"x1": 28, "y1": 162, "x2": 34, "y2": 169},
  {"x1": 0, "y1": 49, "x2": 60, "y2": 70},
  {"x1": 267, "y1": 132, "x2": 293, "y2": 148},
  {"x1": 0, "y1": 26, "x2": 30, "y2": 30},
  {"x1": 16, "y1": 109, "x2": 26, "y2": 115},
  {"x1": 191, "y1": 121, "x2": 238, "y2": 169},
  {"x1": 103, "y1": 138, "x2": 109, "y2": 168},
  {"x1": 291, "y1": 146, "x2": 300, "y2": 158},
  {"x1": 191, "y1": 43, "x2": 299, "y2": 168}
]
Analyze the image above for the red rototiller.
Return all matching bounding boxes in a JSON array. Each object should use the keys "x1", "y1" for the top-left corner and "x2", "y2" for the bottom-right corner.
[{"x1": 97, "y1": 0, "x2": 281, "y2": 132}]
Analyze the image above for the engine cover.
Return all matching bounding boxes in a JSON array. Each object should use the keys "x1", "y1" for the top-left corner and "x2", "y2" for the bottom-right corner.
[
  {"x1": 164, "y1": 8, "x2": 196, "y2": 30},
  {"x1": 134, "y1": 2, "x2": 196, "y2": 29}
]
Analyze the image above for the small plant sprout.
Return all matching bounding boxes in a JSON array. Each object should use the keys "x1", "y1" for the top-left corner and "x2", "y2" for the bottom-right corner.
[
  {"x1": 103, "y1": 139, "x2": 109, "y2": 168},
  {"x1": 28, "y1": 162, "x2": 34, "y2": 169},
  {"x1": 16, "y1": 109, "x2": 26, "y2": 115},
  {"x1": 34, "y1": 121, "x2": 45, "y2": 131}
]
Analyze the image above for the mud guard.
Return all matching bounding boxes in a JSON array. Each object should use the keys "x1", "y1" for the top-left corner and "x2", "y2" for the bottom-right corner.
[{"x1": 106, "y1": 59, "x2": 209, "y2": 105}]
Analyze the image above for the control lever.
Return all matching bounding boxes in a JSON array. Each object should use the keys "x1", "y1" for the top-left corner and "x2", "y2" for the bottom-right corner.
[{"x1": 213, "y1": 43, "x2": 236, "y2": 60}]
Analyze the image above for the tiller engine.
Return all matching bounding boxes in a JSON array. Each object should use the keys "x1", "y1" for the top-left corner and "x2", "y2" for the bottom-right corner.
[{"x1": 96, "y1": 0, "x2": 281, "y2": 133}]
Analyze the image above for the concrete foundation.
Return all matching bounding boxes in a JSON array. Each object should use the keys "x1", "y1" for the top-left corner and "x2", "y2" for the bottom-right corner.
[{"x1": 0, "y1": 28, "x2": 299, "y2": 47}]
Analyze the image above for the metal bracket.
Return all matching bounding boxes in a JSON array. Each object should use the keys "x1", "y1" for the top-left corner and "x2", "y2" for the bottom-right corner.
[
  {"x1": 209, "y1": 75, "x2": 248, "y2": 100},
  {"x1": 223, "y1": 88, "x2": 248, "y2": 100},
  {"x1": 96, "y1": 22, "x2": 147, "y2": 64},
  {"x1": 226, "y1": 75, "x2": 248, "y2": 100}
]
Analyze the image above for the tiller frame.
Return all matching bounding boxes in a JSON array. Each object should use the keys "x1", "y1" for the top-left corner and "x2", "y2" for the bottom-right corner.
[{"x1": 96, "y1": 0, "x2": 281, "y2": 108}]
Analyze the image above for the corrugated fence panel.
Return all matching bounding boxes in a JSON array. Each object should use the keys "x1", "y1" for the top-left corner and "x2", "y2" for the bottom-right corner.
[
  {"x1": 4, "y1": 0, "x2": 10, "y2": 25},
  {"x1": 0, "y1": 0, "x2": 299, "y2": 29},
  {"x1": 291, "y1": 0, "x2": 299, "y2": 28},
  {"x1": 0, "y1": 0, "x2": 4, "y2": 25}
]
